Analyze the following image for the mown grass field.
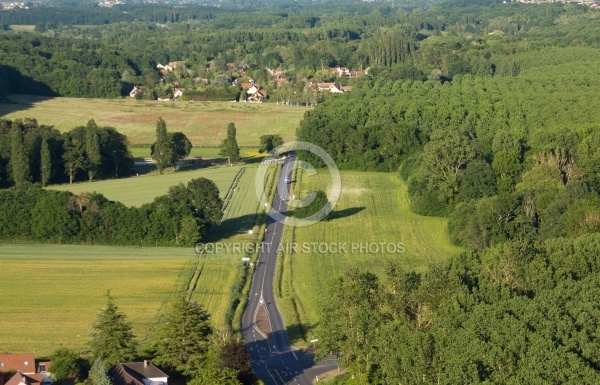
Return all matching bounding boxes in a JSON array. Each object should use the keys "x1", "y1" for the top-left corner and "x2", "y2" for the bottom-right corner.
[
  {"x1": 48, "y1": 165, "x2": 245, "y2": 206},
  {"x1": 0, "y1": 95, "x2": 308, "y2": 146},
  {"x1": 0, "y1": 243, "x2": 192, "y2": 356},
  {"x1": 276, "y1": 171, "x2": 464, "y2": 346}
]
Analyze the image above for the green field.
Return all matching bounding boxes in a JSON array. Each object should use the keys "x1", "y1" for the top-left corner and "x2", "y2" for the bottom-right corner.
[
  {"x1": 48, "y1": 165, "x2": 245, "y2": 206},
  {"x1": 276, "y1": 171, "x2": 463, "y2": 346},
  {"x1": 0, "y1": 95, "x2": 308, "y2": 146},
  {"x1": 0, "y1": 243, "x2": 192, "y2": 356}
]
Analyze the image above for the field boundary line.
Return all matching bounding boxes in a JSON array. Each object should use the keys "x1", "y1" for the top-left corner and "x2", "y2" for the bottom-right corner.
[{"x1": 186, "y1": 260, "x2": 205, "y2": 301}]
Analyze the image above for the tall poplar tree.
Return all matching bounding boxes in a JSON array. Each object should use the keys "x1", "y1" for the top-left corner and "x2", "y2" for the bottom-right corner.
[
  {"x1": 151, "y1": 117, "x2": 170, "y2": 174},
  {"x1": 90, "y1": 291, "x2": 137, "y2": 367},
  {"x1": 10, "y1": 122, "x2": 30, "y2": 188},
  {"x1": 40, "y1": 138, "x2": 51, "y2": 187},
  {"x1": 219, "y1": 122, "x2": 240, "y2": 165},
  {"x1": 86, "y1": 120, "x2": 102, "y2": 181}
]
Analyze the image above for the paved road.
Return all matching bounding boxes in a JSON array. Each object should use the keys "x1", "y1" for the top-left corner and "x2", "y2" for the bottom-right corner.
[{"x1": 242, "y1": 156, "x2": 338, "y2": 384}]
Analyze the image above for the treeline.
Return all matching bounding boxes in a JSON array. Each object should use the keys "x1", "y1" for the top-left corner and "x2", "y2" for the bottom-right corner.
[
  {"x1": 0, "y1": 118, "x2": 133, "y2": 188},
  {"x1": 317, "y1": 234, "x2": 600, "y2": 384},
  {"x1": 0, "y1": 177, "x2": 222, "y2": 246},
  {"x1": 0, "y1": 7, "x2": 134, "y2": 26},
  {"x1": 0, "y1": 34, "x2": 153, "y2": 98}
]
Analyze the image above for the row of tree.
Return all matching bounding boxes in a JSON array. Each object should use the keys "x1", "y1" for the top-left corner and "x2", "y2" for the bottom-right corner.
[
  {"x1": 49, "y1": 292, "x2": 255, "y2": 385},
  {"x1": 0, "y1": 177, "x2": 222, "y2": 246},
  {"x1": 0, "y1": 118, "x2": 132, "y2": 189}
]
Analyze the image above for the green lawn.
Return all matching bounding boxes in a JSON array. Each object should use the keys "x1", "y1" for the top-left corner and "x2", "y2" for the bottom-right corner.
[
  {"x1": 0, "y1": 243, "x2": 192, "y2": 356},
  {"x1": 48, "y1": 165, "x2": 245, "y2": 207},
  {"x1": 277, "y1": 171, "x2": 463, "y2": 346},
  {"x1": 0, "y1": 95, "x2": 308, "y2": 146}
]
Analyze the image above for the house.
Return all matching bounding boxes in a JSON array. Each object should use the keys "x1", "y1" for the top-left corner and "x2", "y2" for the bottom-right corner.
[
  {"x1": 6, "y1": 373, "x2": 44, "y2": 385},
  {"x1": 129, "y1": 86, "x2": 142, "y2": 98},
  {"x1": 340, "y1": 86, "x2": 353, "y2": 92},
  {"x1": 109, "y1": 361, "x2": 168, "y2": 385},
  {"x1": 275, "y1": 76, "x2": 289, "y2": 89},
  {"x1": 328, "y1": 66, "x2": 367, "y2": 78},
  {"x1": 317, "y1": 82, "x2": 344, "y2": 93},
  {"x1": 0, "y1": 354, "x2": 52, "y2": 385},
  {"x1": 266, "y1": 67, "x2": 284, "y2": 77},
  {"x1": 329, "y1": 66, "x2": 350, "y2": 77},
  {"x1": 240, "y1": 82, "x2": 254, "y2": 91},
  {"x1": 156, "y1": 63, "x2": 173, "y2": 72},
  {"x1": 248, "y1": 90, "x2": 267, "y2": 103},
  {"x1": 0, "y1": 353, "x2": 36, "y2": 374},
  {"x1": 246, "y1": 85, "x2": 260, "y2": 95},
  {"x1": 317, "y1": 82, "x2": 334, "y2": 91},
  {"x1": 329, "y1": 84, "x2": 343, "y2": 93}
]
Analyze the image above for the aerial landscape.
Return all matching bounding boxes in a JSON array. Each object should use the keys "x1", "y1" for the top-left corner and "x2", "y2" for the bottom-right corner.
[{"x1": 1, "y1": 0, "x2": 600, "y2": 384}]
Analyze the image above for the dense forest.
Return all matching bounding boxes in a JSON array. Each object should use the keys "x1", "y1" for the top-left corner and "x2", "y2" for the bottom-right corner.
[
  {"x1": 317, "y1": 234, "x2": 600, "y2": 383},
  {"x1": 0, "y1": 116, "x2": 205, "y2": 246}
]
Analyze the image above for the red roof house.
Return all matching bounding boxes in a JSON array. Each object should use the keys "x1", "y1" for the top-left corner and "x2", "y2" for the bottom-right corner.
[{"x1": 0, "y1": 354, "x2": 36, "y2": 374}]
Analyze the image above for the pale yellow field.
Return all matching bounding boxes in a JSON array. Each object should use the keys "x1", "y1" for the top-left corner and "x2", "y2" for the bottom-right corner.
[
  {"x1": 0, "y1": 243, "x2": 192, "y2": 356},
  {"x1": 0, "y1": 95, "x2": 308, "y2": 146}
]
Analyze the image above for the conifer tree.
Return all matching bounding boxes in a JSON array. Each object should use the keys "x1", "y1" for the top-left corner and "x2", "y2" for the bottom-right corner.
[
  {"x1": 152, "y1": 295, "x2": 211, "y2": 375},
  {"x1": 219, "y1": 122, "x2": 240, "y2": 165},
  {"x1": 40, "y1": 138, "x2": 52, "y2": 187},
  {"x1": 151, "y1": 117, "x2": 170, "y2": 174},
  {"x1": 89, "y1": 357, "x2": 113, "y2": 385},
  {"x1": 10, "y1": 122, "x2": 30, "y2": 188},
  {"x1": 85, "y1": 120, "x2": 102, "y2": 181},
  {"x1": 90, "y1": 291, "x2": 137, "y2": 367}
]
